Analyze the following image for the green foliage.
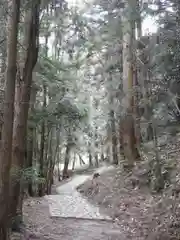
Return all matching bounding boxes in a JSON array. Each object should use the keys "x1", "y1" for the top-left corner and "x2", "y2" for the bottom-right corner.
[
  {"x1": 22, "y1": 167, "x2": 45, "y2": 185},
  {"x1": 10, "y1": 166, "x2": 45, "y2": 185}
]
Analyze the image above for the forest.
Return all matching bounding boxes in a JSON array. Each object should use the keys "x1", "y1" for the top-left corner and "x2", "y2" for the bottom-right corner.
[{"x1": 0, "y1": 0, "x2": 180, "y2": 239}]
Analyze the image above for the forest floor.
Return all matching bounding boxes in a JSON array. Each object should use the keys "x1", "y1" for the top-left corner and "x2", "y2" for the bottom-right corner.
[
  {"x1": 11, "y1": 135, "x2": 180, "y2": 240},
  {"x1": 21, "y1": 197, "x2": 123, "y2": 240},
  {"x1": 77, "y1": 136, "x2": 180, "y2": 240},
  {"x1": 12, "y1": 164, "x2": 122, "y2": 240}
]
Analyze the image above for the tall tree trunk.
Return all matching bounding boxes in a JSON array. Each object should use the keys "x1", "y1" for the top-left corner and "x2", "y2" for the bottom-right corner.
[
  {"x1": 88, "y1": 132, "x2": 93, "y2": 167},
  {"x1": 63, "y1": 143, "x2": 71, "y2": 179},
  {"x1": 110, "y1": 106, "x2": 118, "y2": 165},
  {"x1": 27, "y1": 132, "x2": 34, "y2": 197},
  {"x1": 43, "y1": 126, "x2": 51, "y2": 190},
  {"x1": 46, "y1": 126, "x2": 59, "y2": 194},
  {"x1": 27, "y1": 84, "x2": 37, "y2": 196},
  {"x1": 57, "y1": 144, "x2": 62, "y2": 181},
  {"x1": 0, "y1": 3, "x2": 7, "y2": 88},
  {"x1": 88, "y1": 150, "x2": 93, "y2": 166},
  {"x1": 141, "y1": 42, "x2": 152, "y2": 141},
  {"x1": 151, "y1": 121, "x2": 164, "y2": 191},
  {"x1": 133, "y1": 0, "x2": 142, "y2": 146},
  {"x1": 0, "y1": 33, "x2": 6, "y2": 88},
  {"x1": 10, "y1": 0, "x2": 40, "y2": 228},
  {"x1": 94, "y1": 126, "x2": 99, "y2": 167},
  {"x1": 38, "y1": 85, "x2": 46, "y2": 197},
  {"x1": 78, "y1": 154, "x2": 85, "y2": 165},
  {"x1": 58, "y1": 164, "x2": 61, "y2": 181},
  {"x1": 121, "y1": 0, "x2": 140, "y2": 166},
  {"x1": 72, "y1": 152, "x2": 76, "y2": 170},
  {"x1": 63, "y1": 131, "x2": 72, "y2": 179},
  {"x1": 105, "y1": 145, "x2": 111, "y2": 162},
  {"x1": 0, "y1": 0, "x2": 20, "y2": 238},
  {"x1": 38, "y1": 19, "x2": 48, "y2": 196},
  {"x1": 119, "y1": 119, "x2": 125, "y2": 159},
  {"x1": 101, "y1": 151, "x2": 105, "y2": 162},
  {"x1": 108, "y1": 73, "x2": 118, "y2": 165},
  {"x1": 46, "y1": 129, "x2": 53, "y2": 194}
]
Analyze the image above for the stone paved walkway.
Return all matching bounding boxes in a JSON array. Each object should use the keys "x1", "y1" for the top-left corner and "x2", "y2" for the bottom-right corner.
[
  {"x1": 23, "y1": 196, "x2": 124, "y2": 240},
  {"x1": 45, "y1": 165, "x2": 114, "y2": 220},
  {"x1": 23, "y1": 165, "x2": 125, "y2": 240}
]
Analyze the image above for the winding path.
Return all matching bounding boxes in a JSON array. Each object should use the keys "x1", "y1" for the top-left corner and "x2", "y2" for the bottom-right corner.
[
  {"x1": 42, "y1": 165, "x2": 124, "y2": 240},
  {"x1": 45, "y1": 166, "x2": 113, "y2": 219}
]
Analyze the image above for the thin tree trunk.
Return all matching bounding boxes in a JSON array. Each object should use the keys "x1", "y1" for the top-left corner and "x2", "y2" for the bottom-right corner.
[
  {"x1": 43, "y1": 127, "x2": 50, "y2": 185},
  {"x1": 33, "y1": 128, "x2": 38, "y2": 161},
  {"x1": 0, "y1": 0, "x2": 20, "y2": 238},
  {"x1": 46, "y1": 129, "x2": 53, "y2": 194},
  {"x1": 58, "y1": 165, "x2": 61, "y2": 181},
  {"x1": 94, "y1": 126, "x2": 99, "y2": 167},
  {"x1": 101, "y1": 152, "x2": 105, "y2": 161},
  {"x1": 52, "y1": 128, "x2": 60, "y2": 182},
  {"x1": 88, "y1": 131, "x2": 93, "y2": 167},
  {"x1": 39, "y1": 26, "x2": 48, "y2": 195},
  {"x1": 27, "y1": 85, "x2": 37, "y2": 196},
  {"x1": 63, "y1": 143, "x2": 71, "y2": 179},
  {"x1": 46, "y1": 126, "x2": 58, "y2": 194},
  {"x1": 119, "y1": 121, "x2": 125, "y2": 159},
  {"x1": 88, "y1": 150, "x2": 93, "y2": 166},
  {"x1": 38, "y1": 85, "x2": 46, "y2": 197},
  {"x1": 63, "y1": 131, "x2": 72, "y2": 178},
  {"x1": 72, "y1": 152, "x2": 76, "y2": 170},
  {"x1": 78, "y1": 154, "x2": 85, "y2": 165},
  {"x1": 105, "y1": 145, "x2": 110, "y2": 162},
  {"x1": 27, "y1": 133, "x2": 34, "y2": 196},
  {"x1": 133, "y1": 1, "x2": 142, "y2": 146},
  {"x1": 151, "y1": 121, "x2": 164, "y2": 191},
  {"x1": 108, "y1": 75, "x2": 118, "y2": 164},
  {"x1": 111, "y1": 109, "x2": 118, "y2": 165},
  {"x1": 0, "y1": 34, "x2": 6, "y2": 88},
  {"x1": 57, "y1": 145, "x2": 62, "y2": 181},
  {"x1": 106, "y1": 71, "x2": 118, "y2": 164}
]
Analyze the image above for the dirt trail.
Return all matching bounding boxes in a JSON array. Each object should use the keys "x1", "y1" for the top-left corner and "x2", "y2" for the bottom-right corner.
[
  {"x1": 46, "y1": 165, "x2": 114, "y2": 220},
  {"x1": 22, "y1": 165, "x2": 122, "y2": 240}
]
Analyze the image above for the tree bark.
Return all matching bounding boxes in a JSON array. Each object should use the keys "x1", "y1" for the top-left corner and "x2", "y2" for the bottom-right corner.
[
  {"x1": 0, "y1": 35, "x2": 6, "y2": 87},
  {"x1": 78, "y1": 154, "x2": 85, "y2": 165},
  {"x1": 57, "y1": 144, "x2": 62, "y2": 181},
  {"x1": 38, "y1": 19, "x2": 48, "y2": 196},
  {"x1": 63, "y1": 144, "x2": 71, "y2": 179},
  {"x1": 133, "y1": 0, "x2": 142, "y2": 146},
  {"x1": 72, "y1": 152, "x2": 76, "y2": 170},
  {"x1": 27, "y1": 84, "x2": 38, "y2": 196},
  {"x1": 94, "y1": 126, "x2": 99, "y2": 167},
  {"x1": 46, "y1": 129, "x2": 53, "y2": 194},
  {"x1": 108, "y1": 73, "x2": 118, "y2": 165},
  {"x1": 111, "y1": 107, "x2": 118, "y2": 165},
  {"x1": 63, "y1": 131, "x2": 72, "y2": 179},
  {"x1": 0, "y1": 0, "x2": 20, "y2": 238},
  {"x1": 88, "y1": 131, "x2": 93, "y2": 166},
  {"x1": 10, "y1": 0, "x2": 40, "y2": 227},
  {"x1": 121, "y1": 0, "x2": 140, "y2": 165},
  {"x1": 46, "y1": 125, "x2": 58, "y2": 194},
  {"x1": 38, "y1": 85, "x2": 46, "y2": 197}
]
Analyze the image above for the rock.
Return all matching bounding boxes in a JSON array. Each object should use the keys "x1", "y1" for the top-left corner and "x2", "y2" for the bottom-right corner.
[{"x1": 93, "y1": 173, "x2": 100, "y2": 179}]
